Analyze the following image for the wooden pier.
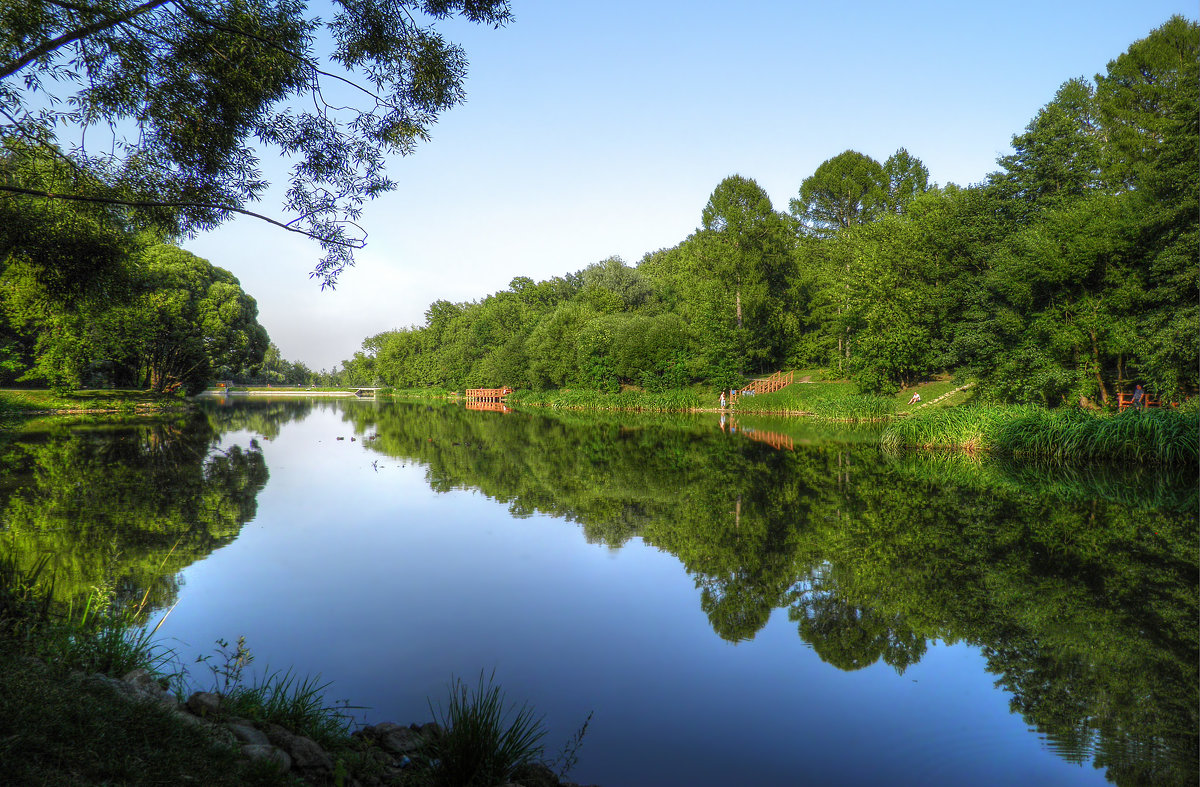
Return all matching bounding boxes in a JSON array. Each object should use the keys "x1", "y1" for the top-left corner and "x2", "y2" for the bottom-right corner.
[{"x1": 464, "y1": 387, "x2": 513, "y2": 403}]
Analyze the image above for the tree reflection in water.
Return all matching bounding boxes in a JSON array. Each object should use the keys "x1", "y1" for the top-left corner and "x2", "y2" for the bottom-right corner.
[{"x1": 2, "y1": 398, "x2": 1191, "y2": 784}]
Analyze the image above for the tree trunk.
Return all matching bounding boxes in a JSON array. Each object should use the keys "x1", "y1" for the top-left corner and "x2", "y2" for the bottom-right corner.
[{"x1": 1090, "y1": 329, "x2": 1109, "y2": 405}]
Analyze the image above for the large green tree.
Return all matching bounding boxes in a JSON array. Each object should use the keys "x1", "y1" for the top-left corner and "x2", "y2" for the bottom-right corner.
[
  {"x1": 3, "y1": 244, "x2": 268, "y2": 392},
  {"x1": 0, "y1": 0, "x2": 512, "y2": 287}
]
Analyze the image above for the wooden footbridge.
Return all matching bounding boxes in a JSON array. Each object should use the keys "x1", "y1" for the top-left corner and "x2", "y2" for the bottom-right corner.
[{"x1": 731, "y1": 371, "x2": 793, "y2": 402}]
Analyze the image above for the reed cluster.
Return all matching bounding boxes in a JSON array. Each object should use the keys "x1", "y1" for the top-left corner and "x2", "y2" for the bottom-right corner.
[
  {"x1": 882, "y1": 405, "x2": 1198, "y2": 464},
  {"x1": 809, "y1": 395, "x2": 894, "y2": 422}
]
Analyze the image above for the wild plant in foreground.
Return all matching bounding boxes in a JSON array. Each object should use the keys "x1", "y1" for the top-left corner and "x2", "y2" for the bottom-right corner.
[
  {"x1": 418, "y1": 671, "x2": 548, "y2": 787},
  {"x1": 195, "y1": 636, "x2": 356, "y2": 747}
]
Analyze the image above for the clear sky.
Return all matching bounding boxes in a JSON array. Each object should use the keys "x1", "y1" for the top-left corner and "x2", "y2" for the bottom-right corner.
[{"x1": 182, "y1": 0, "x2": 1195, "y2": 371}]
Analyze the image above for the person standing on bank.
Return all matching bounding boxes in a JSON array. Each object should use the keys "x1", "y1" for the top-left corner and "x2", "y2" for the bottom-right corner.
[
  {"x1": 720, "y1": 391, "x2": 726, "y2": 410},
  {"x1": 1133, "y1": 384, "x2": 1145, "y2": 411}
]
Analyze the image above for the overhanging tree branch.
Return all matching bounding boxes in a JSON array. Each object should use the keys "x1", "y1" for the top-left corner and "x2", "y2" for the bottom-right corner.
[
  {"x1": 0, "y1": 184, "x2": 366, "y2": 248},
  {"x1": 1, "y1": 0, "x2": 176, "y2": 80}
]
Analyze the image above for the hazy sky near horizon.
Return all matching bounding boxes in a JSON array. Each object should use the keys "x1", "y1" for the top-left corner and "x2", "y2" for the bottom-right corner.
[{"x1": 183, "y1": 0, "x2": 1195, "y2": 371}]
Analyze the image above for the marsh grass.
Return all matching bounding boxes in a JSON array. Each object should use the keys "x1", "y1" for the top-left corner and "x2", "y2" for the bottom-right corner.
[
  {"x1": 810, "y1": 395, "x2": 894, "y2": 422},
  {"x1": 882, "y1": 406, "x2": 1198, "y2": 464},
  {"x1": 417, "y1": 671, "x2": 549, "y2": 787}
]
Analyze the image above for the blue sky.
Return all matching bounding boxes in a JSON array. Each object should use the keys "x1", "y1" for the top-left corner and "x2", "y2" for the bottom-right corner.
[{"x1": 183, "y1": 1, "x2": 1195, "y2": 370}]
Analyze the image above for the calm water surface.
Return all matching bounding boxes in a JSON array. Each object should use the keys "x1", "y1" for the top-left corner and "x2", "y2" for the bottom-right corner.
[{"x1": 1, "y1": 398, "x2": 1195, "y2": 786}]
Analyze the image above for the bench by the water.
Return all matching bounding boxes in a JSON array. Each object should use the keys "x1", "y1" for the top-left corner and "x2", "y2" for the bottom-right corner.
[{"x1": 1116, "y1": 390, "x2": 1171, "y2": 411}]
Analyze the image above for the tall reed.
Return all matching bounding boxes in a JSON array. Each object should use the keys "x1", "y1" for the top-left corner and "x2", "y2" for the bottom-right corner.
[{"x1": 882, "y1": 406, "x2": 1198, "y2": 464}]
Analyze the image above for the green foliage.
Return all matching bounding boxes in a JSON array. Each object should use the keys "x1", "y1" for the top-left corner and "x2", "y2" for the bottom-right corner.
[
  {"x1": 809, "y1": 395, "x2": 893, "y2": 422},
  {"x1": 790, "y1": 150, "x2": 887, "y2": 236},
  {"x1": 1, "y1": 0, "x2": 513, "y2": 285},
  {"x1": 510, "y1": 386, "x2": 708, "y2": 412},
  {"x1": 301, "y1": 20, "x2": 1198, "y2": 422},
  {"x1": 418, "y1": 672, "x2": 548, "y2": 787},
  {"x1": 2, "y1": 242, "x2": 270, "y2": 394}
]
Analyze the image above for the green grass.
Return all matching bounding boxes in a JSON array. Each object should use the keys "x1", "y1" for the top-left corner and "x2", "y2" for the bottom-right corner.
[
  {"x1": 882, "y1": 405, "x2": 1199, "y2": 464},
  {"x1": 416, "y1": 672, "x2": 549, "y2": 787},
  {"x1": 0, "y1": 642, "x2": 293, "y2": 787},
  {"x1": 0, "y1": 389, "x2": 188, "y2": 415},
  {"x1": 729, "y1": 374, "x2": 971, "y2": 420},
  {"x1": 510, "y1": 387, "x2": 709, "y2": 411},
  {"x1": 198, "y1": 636, "x2": 355, "y2": 750}
]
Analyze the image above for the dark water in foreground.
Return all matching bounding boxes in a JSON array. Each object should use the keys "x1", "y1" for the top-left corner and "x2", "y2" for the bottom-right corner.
[{"x1": 0, "y1": 398, "x2": 1195, "y2": 786}]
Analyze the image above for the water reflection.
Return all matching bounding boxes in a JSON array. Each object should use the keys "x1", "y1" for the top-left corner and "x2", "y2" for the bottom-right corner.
[
  {"x1": 0, "y1": 413, "x2": 267, "y2": 613},
  {"x1": 0, "y1": 398, "x2": 1194, "y2": 785}
]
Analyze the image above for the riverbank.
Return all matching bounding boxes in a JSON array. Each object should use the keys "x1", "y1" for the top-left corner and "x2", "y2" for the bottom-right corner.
[
  {"x1": 0, "y1": 558, "x2": 595, "y2": 787},
  {"x1": 0, "y1": 389, "x2": 192, "y2": 418}
]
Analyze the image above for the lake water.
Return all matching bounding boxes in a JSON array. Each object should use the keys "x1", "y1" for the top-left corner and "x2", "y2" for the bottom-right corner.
[{"x1": 1, "y1": 398, "x2": 1195, "y2": 786}]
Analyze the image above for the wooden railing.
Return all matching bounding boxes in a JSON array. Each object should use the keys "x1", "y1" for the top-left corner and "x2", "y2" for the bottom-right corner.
[
  {"x1": 732, "y1": 371, "x2": 794, "y2": 401},
  {"x1": 1116, "y1": 390, "x2": 1165, "y2": 412},
  {"x1": 464, "y1": 387, "x2": 513, "y2": 402}
]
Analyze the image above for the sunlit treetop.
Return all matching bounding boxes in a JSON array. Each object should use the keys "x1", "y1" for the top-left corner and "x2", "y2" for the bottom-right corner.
[{"x1": 0, "y1": 0, "x2": 513, "y2": 288}]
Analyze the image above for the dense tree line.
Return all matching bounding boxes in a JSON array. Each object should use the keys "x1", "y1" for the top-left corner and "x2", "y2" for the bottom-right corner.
[{"x1": 331, "y1": 17, "x2": 1197, "y2": 405}]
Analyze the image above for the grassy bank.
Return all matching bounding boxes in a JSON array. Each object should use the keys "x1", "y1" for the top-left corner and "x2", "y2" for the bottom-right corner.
[
  {"x1": 881, "y1": 404, "x2": 1199, "y2": 464},
  {"x1": 0, "y1": 389, "x2": 190, "y2": 417},
  {"x1": 729, "y1": 375, "x2": 970, "y2": 418},
  {"x1": 509, "y1": 387, "x2": 708, "y2": 411}
]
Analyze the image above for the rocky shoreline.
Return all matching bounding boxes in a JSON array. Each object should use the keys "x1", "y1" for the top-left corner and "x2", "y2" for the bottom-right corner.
[{"x1": 88, "y1": 667, "x2": 596, "y2": 787}]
